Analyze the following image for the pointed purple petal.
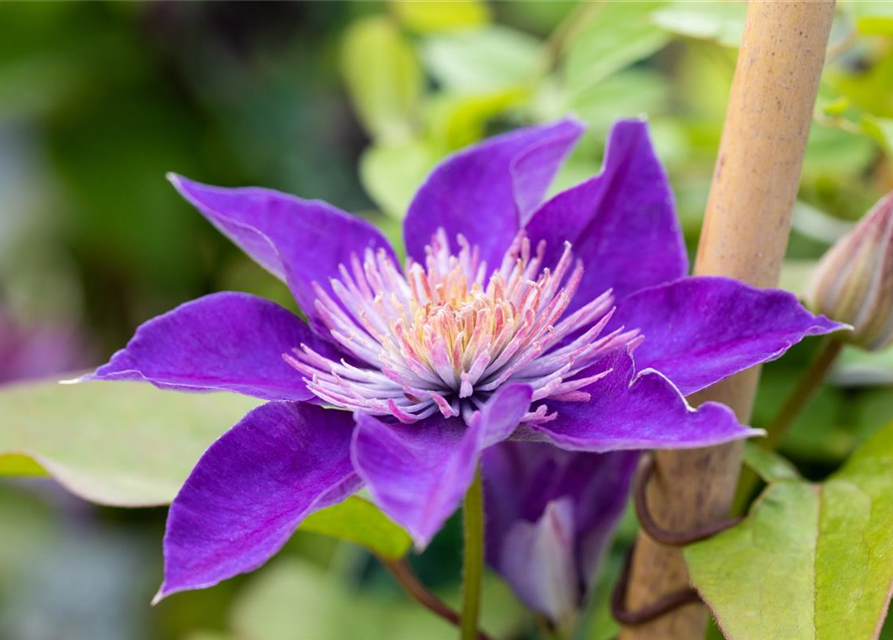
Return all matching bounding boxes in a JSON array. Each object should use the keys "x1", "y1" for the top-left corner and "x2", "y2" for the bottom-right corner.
[
  {"x1": 404, "y1": 119, "x2": 584, "y2": 269},
  {"x1": 155, "y1": 402, "x2": 359, "y2": 601},
  {"x1": 350, "y1": 384, "x2": 534, "y2": 548},
  {"x1": 474, "y1": 382, "x2": 533, "y2": 448},
  {"x1": 88, "y1": 292, "x2": 335, "y2": 401},
  {"x1": 528, "y1": 349, "x2": 760, "y2": 451},
  {"x1": 612, "y1": 276, "x2": 848, "y2": 396},
  {"x1": 351, "y1": 414, "x2": 479, "y2": 548},
  {"x1": 499, "y1": 498, "x2": 579, "y2": 622},
  {"x1": 168, "y1": 175, "x2": 397, "y2": 322},
  {"x1": 483, "y1": 443, "x2": 638, "y2": 621},
  {"x1": 525, "y1": 119, "x2": 687, "y2": 309}
]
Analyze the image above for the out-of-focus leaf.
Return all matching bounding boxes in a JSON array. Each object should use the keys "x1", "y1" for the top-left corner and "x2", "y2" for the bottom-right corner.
[
  {"x1": 779, "y1": 259, "x2": 819, "y2": 299},
  {"x1": 792, "y1": 200, "x2": 854, "y2": 244},
  {"x1": 829, "y1": 51, "x2": 893, "y2": 119},
  {"x1": 563, "y1": 2, "x2": 669, "y2": 97},
  {"x1": 231, "y1": 558, "x2": 456, "y2": 640},
  {"x1": 861, "y1": 115, "x2": 893, "y2": 154},
  {"x1": 359, "y1": 138, "x2": 435, "y2": 218},
  {"x1": 686, "y1": 420, "x2": 893, "y2": 640},
  {"x1": 427, "y1": 87, "x2": 530, "y2": 151},
  {"x1": 300, "y1": 497, "x2": 411, "y2": 559},
  {"x1": 804, "y1": 124, "x2": 876, "y2": 175},
  {"x1": 341, "y1": 16, "x2": 422, "y2": 140},
  {"x1": 832, "y1": 346, "x2": 893, "y2": 387},
  {"x1": 231, "y1": 557, "x2": 525, "y2": 640},
  {"x1": 421, "y1": 26, "x2": 543, "y2": 93},
  {"x1": 390, "y1": 0, "x2": 491, "y2": 33},
  {"x1": 567, "y1": 68, "x2": 671, "y2": 134},
  {"x1": 0, "y1": 378, "x2": 259, "y2": 506},
  {"x1": 651, "y1": 2, "x2": 747, "y2": 47},
  {"x1": 845, "y1": 2, "x2": 893, "y2": 35},
  {"x1": 821, "y1": 95, "x2": 850, "y2": 117},
  {"x1": 742, "y1": 445, "x2": 801, "y2": 484}
]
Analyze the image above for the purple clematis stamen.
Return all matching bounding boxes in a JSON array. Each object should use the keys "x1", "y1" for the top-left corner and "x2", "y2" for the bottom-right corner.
[{"x1": 286, "y1": 227, "x2": 639, "y2": 426}]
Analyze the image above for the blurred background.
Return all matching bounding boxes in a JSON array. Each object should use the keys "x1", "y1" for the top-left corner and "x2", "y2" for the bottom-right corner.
[{"x1": 1, "y1": 2, "x2": 892, "y2": 639}]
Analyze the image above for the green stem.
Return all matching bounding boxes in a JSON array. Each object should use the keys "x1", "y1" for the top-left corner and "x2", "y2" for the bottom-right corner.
[
  {"x1": 460, "y1": 466, "x2": 485, "y2": 640},
  {"x1": 734, "y1": 337, "x2": 844, "y2": 513},
  {"x1": 763, "y1": 337, "x2": 844, "y2": 450}
]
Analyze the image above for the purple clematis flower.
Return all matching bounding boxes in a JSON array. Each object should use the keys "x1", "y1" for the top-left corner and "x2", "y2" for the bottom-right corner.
[{"x1": 87, "y1": 118, "x2": 843, "y2": 602}]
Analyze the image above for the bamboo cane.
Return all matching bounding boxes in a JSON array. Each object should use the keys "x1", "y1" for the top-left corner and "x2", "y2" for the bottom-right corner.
[{"x1": 619, "y1": 2, "x2": 836, "y2": 638}]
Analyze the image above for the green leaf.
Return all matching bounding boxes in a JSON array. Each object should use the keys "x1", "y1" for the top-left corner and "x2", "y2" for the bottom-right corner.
[
  {"x1": 359, "y1": 138, "x2": 436, "y2": 218},
  {"x1": 0, "y1": 378, "x2": 259, "y2": 506},
  {"x1": 845, "y1": 2, "x2": 893, "y2": 36},
  {"x1": 231, "y1": 558, "x2": 457, "y2": 640},
  {"x1": 427, "y1": 87, "x2": 530, "y2": 152},
  {"x1": 299, "y1": 497, "x2": 411, "y2": 559},
  {"x1": 651, "y1": 2, "x2": 747, "y2": 47},
  {"x1": 861, "y1": 115, "x2": 893, "y2": 154},
  {"x1": 742, "y1": 444, "x2": 802, "y2": 484},
  {"x1": 686, "y1": 420, "x2": 893, "y2": 640},
  {"x1": 563, "y1": 2, "x2": 670, "y2": 97},
  {"x1": 421, "y1": 26, "x2": 543, "y2": 94},
  {"x1": 341, "y1": 16, "x2": 422, "y2": 140},
  {"x1": 390, "y1": 0, "x2": 491, "y2": 33}
]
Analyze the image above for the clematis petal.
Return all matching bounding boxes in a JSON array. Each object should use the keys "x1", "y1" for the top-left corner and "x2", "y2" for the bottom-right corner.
[
  {"x1": 352, "y1": 383, "x2": 531, "y2": 548},
  {"x1": 611, "y1": 276, "x2": 848, "y2": 396},
  {"x1": 483, "y1": 443, "x2": 638, "y2": 622},
  {"x1": 474, "y1": 382, "x2": 533, "y2": 448},
  {"x1": 169, "y1": 174, "x2": 397, "y2": 322},
  {"x1": 524, "y1": 119, "x2": 687, "y2": 309},
  {"x1": 404, "y1": 119, "x2": 584, "y2": 270},
  {"x1": 351, "y1": 413, "x2": 479, "y2": 549},
  {"x1": 87, "y1": 292, "x2": 334, "y2": 401},
  {"x1": 155, "y1": 402, "x2": 359, "y2": 601},
  {"x1": 499, "y1": 498, "x2": 579, "y2": 623},
  {"x1": 527, "y1": 349, "x2": 760, "y2": 451}
]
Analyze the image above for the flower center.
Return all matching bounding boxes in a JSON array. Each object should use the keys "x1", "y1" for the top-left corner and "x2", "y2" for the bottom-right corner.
[{"x1": 286, "y1": 229, "x2": 641, "y2": 425}]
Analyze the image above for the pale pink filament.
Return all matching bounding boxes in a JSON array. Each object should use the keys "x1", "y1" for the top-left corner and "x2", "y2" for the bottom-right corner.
[{"x1": 285, "y1": 229, "x2": 642, "y2": 425}]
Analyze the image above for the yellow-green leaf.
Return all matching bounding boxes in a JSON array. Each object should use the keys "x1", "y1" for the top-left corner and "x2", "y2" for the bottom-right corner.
[
  {"x1": 563, "y1": 2, "x2": 670, "y2": 96},
  {"x1": 299, "y1": 497, "x2": 411, "y2": 559},
  {"x1": 359, "y1": 138, "x2": 436, "y2": 218},
  {"x1": 390, "y1": 0, "x2": 491, "y2": 33},
  {"x1": 686, "y1": 420, "x2": 893, "y2": 640},
  {"x1": 742, "y1": 444, "x2": 802, "y2": 484},
  {"x1": 421, "y1": 26, "x2": 543, "y2": 94},
  {"x1": 651, "y1": 1, "x2": 747, "y2": 48},
  {"x1": 0, "y1": 378, "x2": 259, "y2": 506},
  {"x1": 341, "y1": 16, "x2": 422, "y2": 141}
]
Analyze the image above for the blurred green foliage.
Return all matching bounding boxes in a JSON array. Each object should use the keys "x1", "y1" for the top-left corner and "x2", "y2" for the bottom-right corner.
[{"x1": 1, "y1": 2, "x2": 893, "y2": 639}]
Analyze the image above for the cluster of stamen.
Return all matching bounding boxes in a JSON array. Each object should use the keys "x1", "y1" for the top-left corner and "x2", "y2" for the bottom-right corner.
[{"x1": 285, "y1": 229, "x2": 642, "y2": 425}]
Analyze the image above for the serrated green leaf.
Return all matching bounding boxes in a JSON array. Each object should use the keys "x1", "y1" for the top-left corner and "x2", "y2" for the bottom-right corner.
[
  {"x1": 341, "y1": 16, "x2": 422, "y2": 140},
  {"x1": 390, "y1": 0, "x2": 491, "y2": 33},
  {"x1": 421, "y1": 26, "x2": 543, "y2": 94},
  {"x1": 0, "y1": 377, "x2": 259, "y2": 506},
  {"x1": 651, "y1": 2, "x2": 747, "y2": 48},
  {"x1": 299, "y1": 497, "x2": 411, "y2": 559},
  {"x1": 686, "y1": 420, "x2": 893, "y2": 640},
  {"x1": 563, "y1": 2, "x2": 670, "y2": 97}
]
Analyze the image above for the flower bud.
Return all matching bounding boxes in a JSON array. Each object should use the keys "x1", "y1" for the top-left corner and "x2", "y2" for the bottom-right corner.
[{"x1": 807, "y1": 191, "x2": 893, "y2": 351}]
